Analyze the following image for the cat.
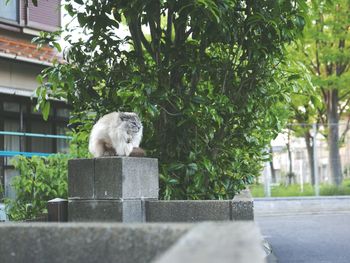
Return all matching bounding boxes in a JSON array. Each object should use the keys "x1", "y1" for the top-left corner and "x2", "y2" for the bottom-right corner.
[{"x1": 88, "y1": 112, "x2": 143, "y2": 157}]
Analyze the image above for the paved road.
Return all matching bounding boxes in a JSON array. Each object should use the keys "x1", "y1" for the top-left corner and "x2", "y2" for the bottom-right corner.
[{"x1": 256, "y1": 202, "x2": 350, "y2": 263}]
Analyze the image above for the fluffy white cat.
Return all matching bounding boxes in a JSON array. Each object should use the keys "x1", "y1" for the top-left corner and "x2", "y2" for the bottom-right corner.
[{"x1": 88, "y1": 112, "x2": 143, "y2": 157}]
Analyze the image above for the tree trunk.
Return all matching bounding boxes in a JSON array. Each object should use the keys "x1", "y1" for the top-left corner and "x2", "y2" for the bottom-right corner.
[
  {"x1": 327, "y1": 89, "x2": 343, "y2": 186},
  {"x1": 269, "y1": 146, "x2": 276, "y2": 184},
  {"x1": 286, "y1": 130, "x2": 293, "y2": 185},
  {"x1": 304, "y1": 131, "x2": 315, "y2": 185}
]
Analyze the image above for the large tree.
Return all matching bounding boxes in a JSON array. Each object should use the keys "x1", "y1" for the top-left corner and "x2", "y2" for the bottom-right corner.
[
  {"x1": 295, "y1": 0, "x2": 350, "y2": 186},
  {"x1": 284, "y1": 57, "x2": 320, "y2": 185},
  {"x1": 35, "y1": 0, "x2": 305, "y2": 199}
]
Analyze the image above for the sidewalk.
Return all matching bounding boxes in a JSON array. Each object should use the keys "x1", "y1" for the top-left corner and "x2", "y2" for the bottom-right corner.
[{"x1": 254, "y1": 196, "x2": 350, "y2": 216}]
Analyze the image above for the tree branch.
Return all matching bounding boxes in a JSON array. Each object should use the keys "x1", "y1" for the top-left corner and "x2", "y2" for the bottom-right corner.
[
  {"x1": 339, "y1": 90, "x2": 350, "y2": 101},
  {"x1": 165, "y1": 3, "x2": 174, "y2": 67},
  {"x1": 320, "y1": 86, "x2": 328, "y2": 104},
  {"x1": 339, "y1": 96, "x2": 350, "y2": 116},
  {"x1": 138, "y1": 21, "x2": 153, "y2": 56},
  {"x1": 340, "y1": 116, "x2": 350, "y2": 143},
  {"x1": 336, "y1": 39, "x2": 346, "y2": 76},
  {"x1": 127, "y1": 16, "x2": 145, "y2": 66},
  {"x1": 302, "y1": 50, "x2": 318, "y2": 74}
]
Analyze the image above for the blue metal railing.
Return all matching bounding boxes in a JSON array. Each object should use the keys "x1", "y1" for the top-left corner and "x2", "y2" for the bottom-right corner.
[
  {"x1": 0, "y1": 131, "x2": 72, "y2": 157},
  {"x1": 0, "y1": 131, "x2": 72, "y2": 140},
  {"x1": 0, "y1": 151, "x2": 52, "y2": 157}
]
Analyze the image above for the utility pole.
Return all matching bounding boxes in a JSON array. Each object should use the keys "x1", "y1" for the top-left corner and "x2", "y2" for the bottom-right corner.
[
  {"x1": 264, "y1": 161, "x2": 271, "y2": 197},
  {"x1": 313, "y1": 123, "x2": 320, "y2": 196}
]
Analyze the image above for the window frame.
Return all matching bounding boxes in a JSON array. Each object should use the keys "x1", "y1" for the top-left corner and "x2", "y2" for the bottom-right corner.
[{"x1": 0, "y1": 0, "x2": 19, "y2": 25}]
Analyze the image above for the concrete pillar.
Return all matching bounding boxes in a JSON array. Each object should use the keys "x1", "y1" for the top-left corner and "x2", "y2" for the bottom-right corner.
[
  {"x1": 47, "y1": 198, "x2": 68, "y2": 222},
  {"x1": 68, "y1": 157, "x2": 159, "y2": 222}
]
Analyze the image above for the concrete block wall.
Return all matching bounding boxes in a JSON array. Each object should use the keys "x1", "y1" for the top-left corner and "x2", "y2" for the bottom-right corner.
[
  {"x1": 68, "y1": 157, "x2": 254, "y2": 223},
  {"x1": 0, "y1": 158, "x2": 262, "y2": 263},
  {"x1": 68, "y1": 157, "x2": 158, "y2": 222}
]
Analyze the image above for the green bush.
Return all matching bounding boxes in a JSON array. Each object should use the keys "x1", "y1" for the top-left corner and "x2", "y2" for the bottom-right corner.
[
  {"x1": 4, "y1": 154, "x2": 68, "y2": 221},
  {"x1": 34, "y1": 0, "x2": 305, "y2": 200}
]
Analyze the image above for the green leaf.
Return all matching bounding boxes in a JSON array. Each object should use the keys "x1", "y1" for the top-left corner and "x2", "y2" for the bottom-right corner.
[
  {"x1": 52, "y1": 42, "x2": 62, "y2": 52},
  {"x1": 77, "y1": 13, "x2": 87, "y2": 26},
  {"x1": 42, "y1": 102, "x2": 51, "y2": 121}
]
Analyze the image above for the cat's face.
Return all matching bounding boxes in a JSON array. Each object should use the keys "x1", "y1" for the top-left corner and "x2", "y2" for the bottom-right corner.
[{"x1": 120, "y1": 113, "x2": 142, "y2": 134}]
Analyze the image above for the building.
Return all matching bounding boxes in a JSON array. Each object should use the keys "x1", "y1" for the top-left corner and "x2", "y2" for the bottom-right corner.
[{"x1": 0, "y1": 0, "x2": 70, "y2": 199}]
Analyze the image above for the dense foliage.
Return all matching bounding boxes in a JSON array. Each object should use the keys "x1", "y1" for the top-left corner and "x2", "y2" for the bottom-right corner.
[
  {"x1": 35, "y1": 0, "x2": 305, "y2": 199},
  {"x1": 4, "y1": 155, "x2": 68, "y2": 221}
]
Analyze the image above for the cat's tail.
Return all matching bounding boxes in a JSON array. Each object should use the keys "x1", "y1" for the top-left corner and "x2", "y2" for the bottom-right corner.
[{"x1": 88, "y1": 127, "x2": 105, "y2": 157}]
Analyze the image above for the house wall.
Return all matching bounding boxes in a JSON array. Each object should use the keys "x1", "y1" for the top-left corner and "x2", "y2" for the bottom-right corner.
[
  {"x1": 0, "y1": 58, "x2": 69, "y2": 200},
  {"x1": 0, "y1": 57, "x2": 44, "y2": 92},
  {"x1": 0, "y1": 0, "x2": 60, "y2": 34}
]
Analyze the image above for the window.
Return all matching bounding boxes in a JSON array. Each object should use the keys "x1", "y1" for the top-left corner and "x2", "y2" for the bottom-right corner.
[
  {"x1": 3, "y1": 102, "x2": 20, "y2": 113},
  {"x1": 0, "y1": 94, "x2": 70, "y2": 200},
  {"x1": 0, "y1": 0, "x2": 18, "y2": 22},
  {"x1": 4, "y1": 120, "x2": 20, "y2": 165}
]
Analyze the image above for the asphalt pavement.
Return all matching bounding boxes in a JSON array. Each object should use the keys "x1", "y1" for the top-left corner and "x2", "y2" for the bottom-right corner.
[{"x1": 255, "y1": 197, "x2": 350, "y2": 263}]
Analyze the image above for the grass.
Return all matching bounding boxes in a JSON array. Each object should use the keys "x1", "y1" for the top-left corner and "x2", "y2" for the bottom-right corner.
[{"x1": 249, "y1": 178, "x2": 350, "y2": 197}]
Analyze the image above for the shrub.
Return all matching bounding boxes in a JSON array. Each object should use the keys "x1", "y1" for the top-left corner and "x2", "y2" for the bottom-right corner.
[{"x1": 4, "y1": 154, "x2": 68, "y2": 221}]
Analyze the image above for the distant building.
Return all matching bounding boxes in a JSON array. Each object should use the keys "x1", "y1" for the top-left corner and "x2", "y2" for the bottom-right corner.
[{"x1": 0, "y1": 0, "x2": 70, "y2": 199}]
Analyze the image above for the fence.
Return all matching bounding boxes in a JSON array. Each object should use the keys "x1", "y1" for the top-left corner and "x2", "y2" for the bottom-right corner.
[
  {"x1": 0, "y1": 131, "x2": 72, "y2": 199},
  {"x1": 260, "y1": 122, "x2": 350, "y2": 197}
]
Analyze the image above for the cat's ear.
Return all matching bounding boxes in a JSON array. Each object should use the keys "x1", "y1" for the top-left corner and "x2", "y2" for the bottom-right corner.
[{"x1": 119, "y1": 112, "x2": 128, "y2": 121}]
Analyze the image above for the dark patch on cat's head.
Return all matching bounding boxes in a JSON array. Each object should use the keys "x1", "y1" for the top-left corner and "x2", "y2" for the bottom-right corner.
[
  {"x1": 120, "y1": 112, "x2": 142, "y2": 134},
  {"x1": 120, "y1": 112, "x2": 138, "y2": 122}
]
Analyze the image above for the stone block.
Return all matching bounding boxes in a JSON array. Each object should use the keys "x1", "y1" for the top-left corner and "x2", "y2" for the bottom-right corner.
[
  {"x1": 94, "y1": 157, "x2": 123, "y2": 199},
  {"x1": 154, "y1": 222, "x2": 265, "y2": 263},
  {"x1": 68, "y1": 158, "x2": 95, "y2": 199},
  {"x1": 120, "y1": 157, "x2": 159, "y2": 199},
  {"x1": 146, "y1": 200, "x2": 231, "y2": 222},
  {"x1": 68, "y1": 199, "x2": 148, "y2": 222},
  {"x1": 0, "y1": 223, "x2": 190, "y2": 263},
  {"x1": 68, "y1": 157, "x2": 159, "y2": 200},
  {"x1": 232, "y1": 189, "x2": 254, "y2": 220},
  {"x1": 122, "y1": 199, "x2": 146, "y2": 223},
  {"x1": 68, "y1": 200, "x2": 123, "y2": 222}
]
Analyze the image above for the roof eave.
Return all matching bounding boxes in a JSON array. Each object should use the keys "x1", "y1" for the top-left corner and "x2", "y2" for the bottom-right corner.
[{"x1": 0, "y1": 51, "x2": 54, "y2": 67}]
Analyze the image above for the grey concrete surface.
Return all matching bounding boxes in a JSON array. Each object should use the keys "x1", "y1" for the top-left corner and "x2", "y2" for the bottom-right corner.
[
  {"x1": 232, "y1": 189, "x2": 254, "y2": 220},
  {"x1": 68, "y1": 200, "x2": 123, "y2": 222},
  {"x1": 68, "y1": 199, "x2": 148, "y2": 222},
  {"x1": 145, "y1": 190, "x2": 254, "y2": 222},
  {"x1": 0, "y1": 222, "x2": 265, "y2": 263},
  {"x1": 255, "y1": 197, "x2": 350, "y2": 263},
  {"x1": 120, "y1": 157, "x2": 159, "y2": 199},
  {"x1": 254, "y1": 196, "x2": 350, "y2": 216},
  {"x1": 122, "y1": 199, "x2": 146, "y2": 223},
  {"x1": 146, "y1": 200, "x2": 232, "y2": 222},
  {"x1": 68, "y1": 157, "x2": 159, "y2": 200},
  {"x1": 94, "y1": 157, "x2": 123, "y2": 199},
  {"x1": 0, "y1": 223, "x2": 190, "y2": 263},
  {"x1": 68, "y1": 158, "x2": 95, "y2": 199},
  {"x1": 68, "y1": 157, "x2": 254, "y2": 223},
  {"x1": 153, "y1": 222, "x2": 265, "y2": 263}
]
